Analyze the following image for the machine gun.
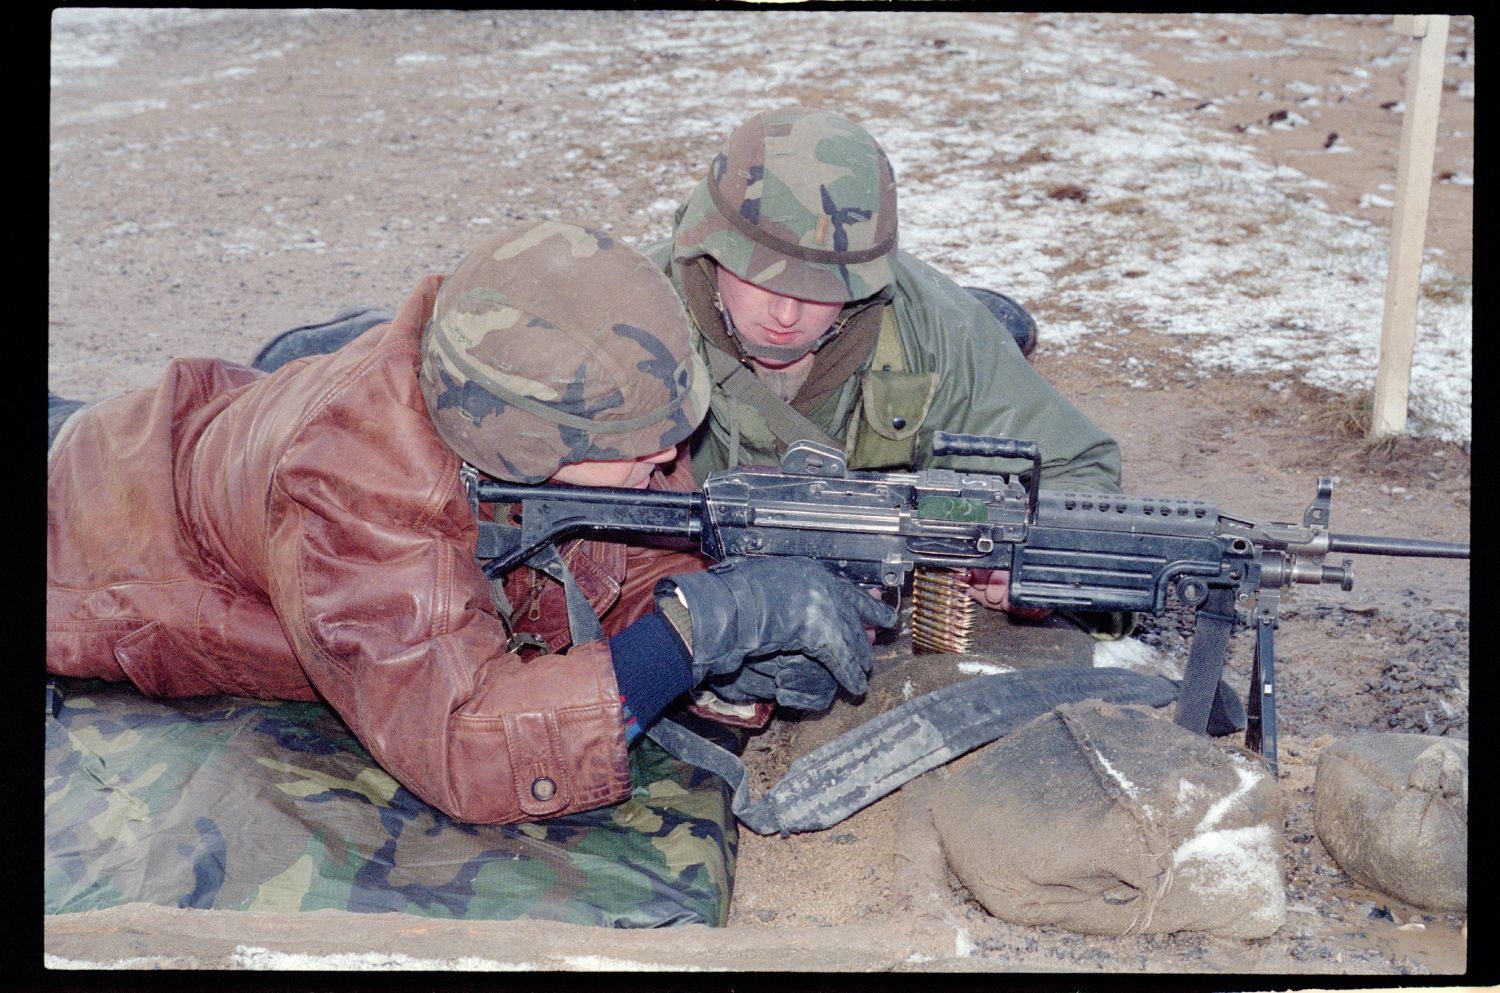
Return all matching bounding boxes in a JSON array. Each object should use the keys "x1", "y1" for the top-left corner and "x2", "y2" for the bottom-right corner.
[{"x1": 470, "y1": 433, "x2": 1469, "y2": 775}]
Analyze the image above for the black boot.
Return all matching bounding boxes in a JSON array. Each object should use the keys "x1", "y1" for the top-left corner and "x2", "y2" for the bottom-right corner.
[
  {"x1": 49, "y1": 391, "x2": 87, "y2": 450},
  {"x1": 964, "y1": 287, "x2": 1038, "y2": 358},
  {"x1": 251, "y1": 307, "x2": 393, "y2": 373}
]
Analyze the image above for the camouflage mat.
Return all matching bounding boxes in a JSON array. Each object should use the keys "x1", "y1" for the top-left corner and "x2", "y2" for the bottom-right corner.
[{"x1": 44, "y1": 678, "x2": 737, "y2": 927}]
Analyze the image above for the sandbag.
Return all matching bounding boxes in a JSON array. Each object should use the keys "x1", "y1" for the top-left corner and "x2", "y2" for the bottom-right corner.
[
  {"x1": 1313, "y1": 732, "x2": 1467, "y2": 912},
  {"x1": 932, "y1": 701, "x2": 1285, "y2": 938}
]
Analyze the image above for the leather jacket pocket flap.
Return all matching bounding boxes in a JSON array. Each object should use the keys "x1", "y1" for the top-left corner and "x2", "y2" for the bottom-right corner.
[{"x1": 502, "y1": 710, "x2": 572, "y2": 817}]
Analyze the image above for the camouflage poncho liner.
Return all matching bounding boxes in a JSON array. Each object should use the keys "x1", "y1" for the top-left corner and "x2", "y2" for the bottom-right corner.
[{"x1": 45, "y1": 678, "x2": 737, "y2": 926}]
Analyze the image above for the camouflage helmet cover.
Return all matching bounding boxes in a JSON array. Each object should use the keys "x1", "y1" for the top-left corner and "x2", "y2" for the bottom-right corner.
[
  {"x1": 420, "y1": 221, "x2": 709, "y2": 483},
  {"x1": 673, "y1": 107, "x2": 898, "y2": 304}
]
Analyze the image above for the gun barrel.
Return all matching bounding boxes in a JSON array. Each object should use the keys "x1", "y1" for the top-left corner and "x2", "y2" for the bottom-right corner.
[{"x1": 1328, "y1": 533, "x2": 1470, "y2": 559}]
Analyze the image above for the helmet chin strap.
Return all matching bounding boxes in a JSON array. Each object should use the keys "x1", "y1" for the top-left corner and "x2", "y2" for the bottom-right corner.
[{"x1": 715, "y1": 293, "x2": 846, "y2": 364}]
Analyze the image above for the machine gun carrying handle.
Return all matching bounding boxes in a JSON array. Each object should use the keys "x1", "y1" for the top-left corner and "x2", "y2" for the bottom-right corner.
[{"x1": 931, "y1": 432, "x2": 1042, "y2": 521}]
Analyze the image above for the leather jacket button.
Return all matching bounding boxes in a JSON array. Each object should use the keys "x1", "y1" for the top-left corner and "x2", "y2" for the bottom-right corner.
[{"x1": 530, "y1": 777, "x2": 557, "y2": 802}]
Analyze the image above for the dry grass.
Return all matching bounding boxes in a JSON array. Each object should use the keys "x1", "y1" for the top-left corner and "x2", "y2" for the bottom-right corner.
[
  {"x1": 1311, "y1": 385, "x2": 1376, "y2": 439},
  {"x1": 1306, "y1": 385, "x2": 1471, "y2": 472},
  {"x1": 1420, "y1": 272, "x2": 1470, "y2": 306}
]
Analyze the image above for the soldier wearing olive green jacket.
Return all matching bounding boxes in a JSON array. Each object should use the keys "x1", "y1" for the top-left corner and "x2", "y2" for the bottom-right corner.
[{"x1": 647, "y1": 107, "x2": 1122, "y2": 612}]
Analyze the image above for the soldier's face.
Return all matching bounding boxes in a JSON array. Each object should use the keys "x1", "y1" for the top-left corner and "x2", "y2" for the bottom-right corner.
[
  {"x1": 715, "y1": 265, "x2": 842, "y2": 368},
  {"x1": 547, "y1": 445, "x2": 677, "y2": 489}
]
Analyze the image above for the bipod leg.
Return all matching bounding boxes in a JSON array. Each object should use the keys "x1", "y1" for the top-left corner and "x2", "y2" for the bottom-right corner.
[{"x1": 1245, "y1": 601, "x2": 1280, "y2": 778}]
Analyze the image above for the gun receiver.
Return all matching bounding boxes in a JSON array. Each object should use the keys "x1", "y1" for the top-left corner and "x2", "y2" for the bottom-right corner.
[{"x1": 472, "y1": 433, "x2": 1469, "y2": 777}]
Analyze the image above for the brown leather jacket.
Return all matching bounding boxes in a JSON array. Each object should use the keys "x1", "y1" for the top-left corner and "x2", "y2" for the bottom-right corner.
[{"x1": 46, "y1": 274, "x2": 707, "y2": 824}]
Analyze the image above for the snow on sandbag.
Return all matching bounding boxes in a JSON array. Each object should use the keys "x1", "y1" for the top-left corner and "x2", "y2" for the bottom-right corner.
[
  {"x1": 932, "y1": 700, "x2": 1285, "y2": 938},
  {"x1": 1313, "y1": 733, "x2": 1467, "y2": 913}
]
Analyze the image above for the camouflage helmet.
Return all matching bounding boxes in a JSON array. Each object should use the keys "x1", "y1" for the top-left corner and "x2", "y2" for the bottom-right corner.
[
  {"x1": 673, "y1": 107, "x2": 898, "y2": 304},
  {"x1": 419, "y1": 221, "x2": 709, "y2": 483}
]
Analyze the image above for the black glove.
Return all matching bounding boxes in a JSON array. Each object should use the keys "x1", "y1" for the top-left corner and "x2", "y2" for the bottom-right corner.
[
  {"x1": 655, "y1": 557, "x2": 898, "y2": 698},
  {"x1": 702, "y1": 653, "x2": 843, "y2": 711}
]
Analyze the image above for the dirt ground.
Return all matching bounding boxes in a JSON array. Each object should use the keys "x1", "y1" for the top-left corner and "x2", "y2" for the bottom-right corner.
[{"x1": 45, "y1": 10, "x2": 1474, "y2": 984}]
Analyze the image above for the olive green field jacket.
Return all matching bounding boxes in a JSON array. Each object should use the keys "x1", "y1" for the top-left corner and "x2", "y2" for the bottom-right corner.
[{"x1": 645, "y1": 240, "x2": 1123, "y2": 494}]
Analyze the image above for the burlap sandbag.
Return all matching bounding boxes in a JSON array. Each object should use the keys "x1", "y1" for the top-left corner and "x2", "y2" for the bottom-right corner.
[
  {"x1": 932, "y1": 701, "x2": 1285, "y2": 938},
  {"x1": 1313, "y1": 733, "x2": 1467, "y2": 912}
]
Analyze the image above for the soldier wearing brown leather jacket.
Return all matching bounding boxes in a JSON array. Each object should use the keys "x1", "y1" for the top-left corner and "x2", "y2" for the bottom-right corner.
[{"x1": 47, "y1": 221, "x2": 893, "y2": 825}]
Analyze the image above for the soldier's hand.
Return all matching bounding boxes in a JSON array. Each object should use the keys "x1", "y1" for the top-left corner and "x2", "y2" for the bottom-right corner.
[
  {"x1": 656, "y1": 557, "x2": 898, "y2": 697},
  {"x1": 700, "y1": 652, "x2": 843, "y2": 711},
  {"x1": 967, "y1": 568, "x2": 1053, "y2": 621}
]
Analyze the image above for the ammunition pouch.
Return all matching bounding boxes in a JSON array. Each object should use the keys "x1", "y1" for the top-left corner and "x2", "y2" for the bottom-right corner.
[
  {"x1": 844, "y1": 305, "x2": 936, "y2": 470},
  {"x1": 846, "y1": 368, "x2": 938, "y2": 469}
]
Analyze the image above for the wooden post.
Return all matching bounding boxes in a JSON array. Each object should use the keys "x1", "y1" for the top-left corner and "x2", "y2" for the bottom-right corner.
[{"x1": 1369, "y1": 14, "x2": 1451, "y2": 440}]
